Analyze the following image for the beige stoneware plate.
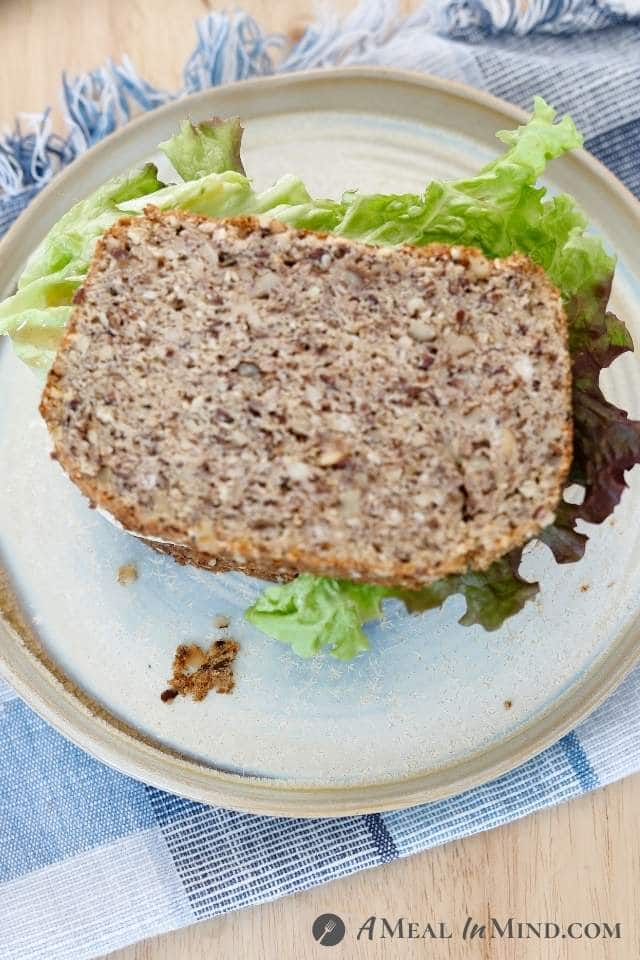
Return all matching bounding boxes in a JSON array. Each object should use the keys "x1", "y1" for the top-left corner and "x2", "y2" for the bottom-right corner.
[{"x1": 1, "y1": 68, "x2": 640, "y2": 817}]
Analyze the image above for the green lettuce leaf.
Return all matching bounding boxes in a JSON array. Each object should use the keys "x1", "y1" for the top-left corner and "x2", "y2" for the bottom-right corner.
[
  {"x1": 117, "y1": 169, "x2": 252, "y2": 218},
  {"x1": 159, "y1": 117, "x2": 245, "y2": 180},
  {"x1": 117, "y1": 171, "x2": 312, "y2": 219},
  {"x1": 246, "y1": 574, "x2": 386, "y2": 660},
  {"x1": 325, "y1": 100, "x2": 614, "y2": 298},
  {"x1": 0, "y1": 162, "x2": 163, "y2": 373},
  {"x1": 0, "y1": 118, "x2": 247, "y2": 372},
  {"x1": 0, "y1": 306, "x2": 74, "y2": 372},
  {"x1": 17, "y1": 163, "x2": 163, "y2": 291}
]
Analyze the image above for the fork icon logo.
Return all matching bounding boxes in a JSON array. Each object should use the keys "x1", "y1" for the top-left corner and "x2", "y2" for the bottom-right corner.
[{"x1": 312, "y1": 913, "x2": 346, "y2": 946}]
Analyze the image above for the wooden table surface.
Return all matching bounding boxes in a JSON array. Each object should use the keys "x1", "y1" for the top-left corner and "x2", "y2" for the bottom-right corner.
[{"x1": 3, "y1": 2, "x2": 638, "y2": 957}]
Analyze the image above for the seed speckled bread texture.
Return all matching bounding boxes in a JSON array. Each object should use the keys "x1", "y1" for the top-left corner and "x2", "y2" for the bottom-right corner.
[{"x1": 40, "y1": 208, "x2": 572, "y2": 588}]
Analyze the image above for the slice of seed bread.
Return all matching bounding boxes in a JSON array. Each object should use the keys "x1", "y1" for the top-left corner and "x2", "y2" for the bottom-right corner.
[{"x1": 40, "y1": 208, "x2": 572, "y2": 587}]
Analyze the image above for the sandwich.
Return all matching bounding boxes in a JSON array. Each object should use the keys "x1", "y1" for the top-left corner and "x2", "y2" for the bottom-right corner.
[{"x1": 2, "y1": 100, "x2": 639, "y2": 660}]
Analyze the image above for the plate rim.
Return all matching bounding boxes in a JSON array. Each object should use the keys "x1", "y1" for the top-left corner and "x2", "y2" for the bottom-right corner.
[{"x1": 1, "y1": 65, "x2": 639, "y2": 817}]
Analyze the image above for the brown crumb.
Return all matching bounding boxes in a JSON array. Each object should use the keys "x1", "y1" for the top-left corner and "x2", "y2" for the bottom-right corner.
[
  {"x1": 212, "y1": 614, "x2": 230, "y2": 629},
  {"x1": 117, "y1": 563, "x2": 138, "y2": 585},
  {"x1": 504, "y1": 699, "x2": 513, "y2": 710},
  {"x1": 164, "y1": 639, "x2": 240, "y2": 701},
  {"x1": 580, "y1": 583, "x2": 590, "y2": 593}
]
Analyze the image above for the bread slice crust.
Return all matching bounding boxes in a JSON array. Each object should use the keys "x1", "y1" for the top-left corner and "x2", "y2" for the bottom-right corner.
[{"x1": 40, "y1": 208, "x2": 572, "y2": 587}]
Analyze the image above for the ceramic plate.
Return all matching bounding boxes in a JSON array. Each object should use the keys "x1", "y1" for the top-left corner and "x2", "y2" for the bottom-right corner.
[{"x1": 1, "y1": 68, "x2": 640, "y2": 817}]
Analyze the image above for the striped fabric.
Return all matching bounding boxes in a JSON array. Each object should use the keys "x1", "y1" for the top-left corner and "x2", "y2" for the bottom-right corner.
[{"x1": 1, "y1": 2, "x2": 640, "y2": 957}]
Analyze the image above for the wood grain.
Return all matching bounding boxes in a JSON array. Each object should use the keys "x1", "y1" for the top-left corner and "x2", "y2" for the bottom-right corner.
[{"x1": 2, "y1": 2, "x2": 638, "y2": 958}]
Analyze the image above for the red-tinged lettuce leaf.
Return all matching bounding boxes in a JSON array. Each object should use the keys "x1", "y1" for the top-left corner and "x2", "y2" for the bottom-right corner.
[
  {"x1": 537, "y1": 501, "x2": 588, "y2": 563},
  {"x1": 395, "y1": 577, "x2": 459, "y2": 614},
  {"x1": 456, "y1": 553, "x2": 539, "y2": 630},
  {"x1": 246, "y1": 555, "x2": 539, "y2": 660},
  {"x1": 539, "y1": 279, "x2": 640, "y2": 563},
  {"x1": 396, "y1": 550, "x2": 538, "y2": 632}
]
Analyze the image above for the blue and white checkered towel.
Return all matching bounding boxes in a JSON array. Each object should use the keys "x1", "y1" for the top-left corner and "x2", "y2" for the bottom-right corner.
[{"x1": 1, "y1": 3, "x2": 640, "y2": 957}]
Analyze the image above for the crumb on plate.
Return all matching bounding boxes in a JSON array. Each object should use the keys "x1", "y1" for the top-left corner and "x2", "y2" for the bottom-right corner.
[
  {"x1": 162, "y1": 638, "x2": 240, "y2": 702},
  {"x1": 117, "y1": 563, "x2": 138, "y2": 585}
]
